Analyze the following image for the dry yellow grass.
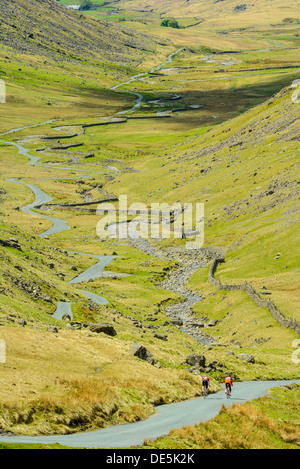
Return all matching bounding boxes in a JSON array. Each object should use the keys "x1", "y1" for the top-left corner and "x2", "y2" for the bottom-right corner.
[
  {"x1": 118, "y1": 0, "x2": 300, "y2": 26},
  {"x1": 0, "y1": 324, "x2": 205, "y2": 435}
]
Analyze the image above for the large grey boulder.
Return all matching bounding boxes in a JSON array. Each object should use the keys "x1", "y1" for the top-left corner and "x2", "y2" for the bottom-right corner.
[
  {"x1": 89, "y1": 323, "x2": 117, "y2": 336},
  {"x1": 130, "y1": 344, "x2": 154, "y2": 365},
  {"x1": 185, "y1": 353, "x2": 206, "y2": 368},
  {"x1": 153, "y1": 333, "x2": 168, "y2": 341},
  {"x1": 185, "y1": 320, "x2": 205, "y2": 329}
]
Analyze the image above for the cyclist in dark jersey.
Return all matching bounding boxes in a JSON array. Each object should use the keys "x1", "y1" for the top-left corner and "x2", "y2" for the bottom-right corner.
[{"x1": 202, "y1": 374, "x2": 210, "y2": 397}]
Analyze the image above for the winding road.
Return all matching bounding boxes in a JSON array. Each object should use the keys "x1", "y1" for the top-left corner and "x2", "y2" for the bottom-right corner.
[
  {"x1": 111, "y1": 48, "x2": 184, "y2": 115},
  {"x1": 5, "y1": 176, "x2": 118, "y2": 319},
  {"x1": 0, "y1": 380, "x2": 299, "y2": 448}
]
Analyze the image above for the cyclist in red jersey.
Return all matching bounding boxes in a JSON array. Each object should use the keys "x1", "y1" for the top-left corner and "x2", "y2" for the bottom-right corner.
[{"x1": 225, "y1": 374, "x2": 233, "y2": 395}]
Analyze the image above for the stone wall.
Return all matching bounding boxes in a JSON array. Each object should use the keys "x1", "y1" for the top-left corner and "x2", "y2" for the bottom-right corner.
[{"x1": 208, "y1": 257, "x2": 300, "y2": 336}]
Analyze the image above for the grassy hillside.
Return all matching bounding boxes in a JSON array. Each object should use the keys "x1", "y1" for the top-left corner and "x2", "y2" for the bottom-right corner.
[
  {"x1": 57, "y1": 0, "x2": 300, "y2": 48},
  {"x1": 114, "y1": 0, "x2": 300, "y2": 25}
]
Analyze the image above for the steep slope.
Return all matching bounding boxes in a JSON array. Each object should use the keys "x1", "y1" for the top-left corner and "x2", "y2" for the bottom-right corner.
[{"x1": 0, "y1": 0, "x2": 161, "y2": 66}]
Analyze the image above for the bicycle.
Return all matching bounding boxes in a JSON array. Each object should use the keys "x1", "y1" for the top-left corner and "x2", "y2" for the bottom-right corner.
[
  {"x1": 202, "y1": 375, "x2": 210, "y2": 399},
  {"x1": 225, "y1": 385, "x2": 231, "y2": 399}
]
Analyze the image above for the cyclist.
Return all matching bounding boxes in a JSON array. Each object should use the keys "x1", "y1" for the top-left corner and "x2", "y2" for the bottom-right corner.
[
  {"x1": 202, "y1": 374, "x2": 210, "y2": 397},
  {"x1": 225, "y1": 374, "x2": 233, "y2": 397}
]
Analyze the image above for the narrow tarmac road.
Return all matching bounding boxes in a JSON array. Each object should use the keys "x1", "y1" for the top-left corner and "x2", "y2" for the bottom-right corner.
[{"x1": 0, "y1": 380, "x2": 299, "y2": 448}]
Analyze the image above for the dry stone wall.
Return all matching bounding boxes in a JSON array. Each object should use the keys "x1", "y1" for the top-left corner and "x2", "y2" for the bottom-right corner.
[{"x1": 208, "y1": 258, "x2": 300, "y2": 336}]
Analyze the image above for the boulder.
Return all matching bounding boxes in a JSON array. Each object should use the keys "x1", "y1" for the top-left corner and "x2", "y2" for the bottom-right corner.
[
  {"x1": 207, "y1": 319, "x2": 218, "y2": 327},
  {"x1": 239, "y1": 353, "x2": 255, "y2": 364},
  {"x1": 40, "y1": 294, "x2": 52, "y2": 303},
  {"x1": 18, "y1": 319, "x2": 27, "y2": 327},
  {"x1": 153, "y1": 333, "x2": 168, "y2": 341},
  {"x1": 132, "y1": 319, "x2": 143, "y2": 329},
  {"x1": 185, "y1": 320, "x2": 205, "y2": 328},
  {"x1": 146, "y1": 315, "x2": 157, "y2": 322},
  {"x1": 0, "y1": 238, "x2": 22, "y2": 250},
  {"x1": 170, "y1": 318, "x2": 183, "y2": 326},
  {"x1": 89, "y1": 323, "x2": 117, "y2": 336},
  {"x1": 185, "y1": 353, "x2": 206, "y2": 368},
  {"x1": 62, "y1": 313, "x2": 72, "y2": 321},
  {"x1": 70, "y1": 321, "x2": 85, "y2": 330},
  {"x1": 130, "y1": 344, "x2": 154, "y2": 365}
]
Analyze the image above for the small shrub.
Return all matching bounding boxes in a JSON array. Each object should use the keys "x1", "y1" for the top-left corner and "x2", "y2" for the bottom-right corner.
[
  {"x1": 161, "y1": 19, "x2": 180, "y2": 29},
  {"x1": 79, "y1": 0, "x2": 93, "y2": 11}
]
